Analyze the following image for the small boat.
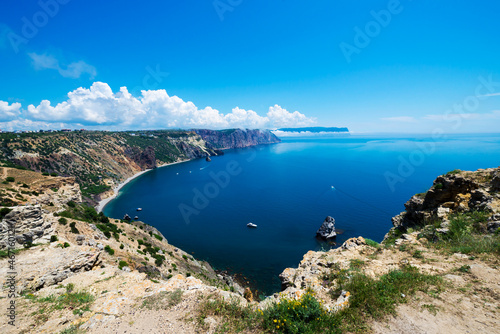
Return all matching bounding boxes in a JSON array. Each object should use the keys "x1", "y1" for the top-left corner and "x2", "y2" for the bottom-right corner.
[
  {"x1": 136, "y1": 208, "x2": 142, "y2": 211},
  {"x1": 247, "y1": 223, "x2": 257, "y2": 228},
  {"x1": 134, "y1": 216, "x2": 139, "y2": 220}
]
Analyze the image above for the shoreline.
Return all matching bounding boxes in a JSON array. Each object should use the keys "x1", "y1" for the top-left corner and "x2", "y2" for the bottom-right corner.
[{"x1": 96, "y1": 159, "x2": 191, "y2": 212}]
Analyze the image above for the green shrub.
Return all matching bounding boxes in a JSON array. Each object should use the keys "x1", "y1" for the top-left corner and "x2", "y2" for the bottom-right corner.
[
  {"x1": 413, "y1": 250, "x2": 424, "y2": 259},
  {"x1": 50, "y1": 172, "x2": 58, "y2": 177},
  {"x1": 69, "y1": 222, "x2": 80, "y2": 234},
  {"x1": 118, "y1": 260, "x2": 129, "y2": 270},
  {"x1": 5, "y1": 177, "x2": 15, "y2": 182},
  {"x1": 58, "y1": 217, "x2": 68, "y2": 225},
  {"x1": 434, "y1": 183, "x2": 443, "y2": 190},
  {"x1": 153, "y1": 233, "x2": 163, "y2": 241},
  {"x1": 67, "y1": 201, "x2": 76, "y2": 208},
  {"x1": 365, "y1": 238, "x2": 380, "y2": 248},
  {"x1": 50, "y1": 235, "x2": 59, "y2": 242},
  {"x1": 104, "y1": 245, "x2": 114, "y2": 255},
  {"x1": 120, "y1": 244, "x2": 124, "y2": 249},
  {"x1": 63, "y1": 242, "x2": 70, "y2": 248}
]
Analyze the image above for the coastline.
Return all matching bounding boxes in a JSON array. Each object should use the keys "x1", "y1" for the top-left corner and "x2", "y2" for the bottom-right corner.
[{"x1": 96, "y1": 159, "x2": 191, "y2": 212}]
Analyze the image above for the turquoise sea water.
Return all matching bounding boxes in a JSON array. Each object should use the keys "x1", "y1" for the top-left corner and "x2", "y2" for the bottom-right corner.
[{"x1": 104, "y1": 134, "x2": 500, "y2": 294}]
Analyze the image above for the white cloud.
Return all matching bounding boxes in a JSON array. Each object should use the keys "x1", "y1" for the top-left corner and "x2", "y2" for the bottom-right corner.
[
  {"x1": 381, "y1": 116, "x2": 417, "y2": 123},
  {"x1": 28, "y1": 53, "x2": 97, "y2": 79},
  {"x1": 5, "y1": 82, "x2": 315, "y2": 130},
  {"x1": 0, "y1": 101, "x2": 22, "y2": 121}
]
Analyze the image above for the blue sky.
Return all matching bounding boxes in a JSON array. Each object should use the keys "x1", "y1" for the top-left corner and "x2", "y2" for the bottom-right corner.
[{"x1": 0, "y1": 0, "x2": 499, "y2": 132}]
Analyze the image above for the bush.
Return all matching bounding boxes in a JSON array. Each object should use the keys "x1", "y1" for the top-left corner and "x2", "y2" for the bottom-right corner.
[
  {"x1": 58, "y1": 217, "x2": 68, "y2": 225},
  {"x1": 365, "y1": 238, "x2": 380, "y2": 248},
  {"x1": 434, "y1": 183, "x2": 443, "y2": 190},
  {"x1": 50, "y1": 172, "x2": 58, "y2": 177},
  {"x1": 120, "y1": 244, "x2": 124, "y2": 249},
  {"x1": 50, "y1": 235, "x2": 58, "y2": 242},
  {"x1": 5, "y1": 177, "x2": 15, "y2": 182},
  {"x1": 63, "y1": 242, "x2": 70, "y2": 248},
  {"x1": 263, "y1": 290, "x2": 336, "y2": 334},
  {"x1": 153, "y1": 233, "x2": 163, "y2": 241},
  {"x1": 69, "y1": 222, "x2": 80, "y2": 234},
  {"x1": 104, "y1": 245, "x2": 114, "y2": 255},
  {"x1": 67, "y1": 201, "x2": 76, "y2": 208},
  {"x1": 118, "y1": 260, "x2": 129, "y2": 270}
]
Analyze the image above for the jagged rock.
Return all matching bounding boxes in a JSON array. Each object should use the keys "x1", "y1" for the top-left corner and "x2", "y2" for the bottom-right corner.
[
  {"x1": 123, "y1": 214, "x2": 131, "y2": 221},
  {"x1": 122, "y1": 266, "x2": 131, "y2": 272},
  {"x1": 487, "y1": 215, "x2": 500, "y2": 233},
  {"x1": 0, "y1": 205, "x2": 52, "y2": 249},
  {"x1": 316, "y1": 216, "x2": 337, "y2": 239},
  {"x1": 341, "y1": 237, "x2": 366, "y2": 250},
  {"x1": 469, "y1": 189, "x2": 493, "y2": 210},
  {"x1": 492, "y1": 171, "x2": 500, "y2": 191},
  {"x1": 243, "y1": 287, "x2": 253, "y2": 302},
  {"x1": 76, "y1": 235, "x2": 85, "y2": 245},
  {"x1": 29, "y1": 251, "x2": 101, "y2": 290},
  {"x1": 89, "y1": 224, "x2": 108, "y2": 240},
  {"x1": 137, "y1": 265, "x2": 162, "y2": 278}
]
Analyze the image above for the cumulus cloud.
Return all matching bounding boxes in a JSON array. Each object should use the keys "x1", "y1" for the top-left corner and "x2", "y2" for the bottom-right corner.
[
  {"x1": 28, "y1": 53, "x2": 97, "y2": 79},
  {"x1": 3, "y1": 82, "x2": 315, "y2": 130},
  {"x1": 0, "y1": 101, "x2": 22, "y2": 121}
]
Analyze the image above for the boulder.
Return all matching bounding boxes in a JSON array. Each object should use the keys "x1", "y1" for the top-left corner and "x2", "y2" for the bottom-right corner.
[
  {"x1": 316, "y1": 216, "x2": 337, "y2": 239},
  {"x1": 0, "y1": 205, "x2": 52, "y2": 249}
]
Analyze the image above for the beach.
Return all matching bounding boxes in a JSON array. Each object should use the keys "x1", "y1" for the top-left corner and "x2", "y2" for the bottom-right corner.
[{"x1": 96, "y1": 159, "x2": 191, "y2": 212}]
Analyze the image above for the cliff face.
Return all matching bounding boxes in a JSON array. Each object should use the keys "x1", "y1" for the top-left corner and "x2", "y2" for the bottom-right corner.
[
  {"x1": 0, "y1": 129, "x2": 279, "y2": 201},
  {"x1": 195, "y1": 129, "x2": 281, "y2": 150},
  {"x1": 389, "y1": 167, "x2": 500, "y2": 236}
]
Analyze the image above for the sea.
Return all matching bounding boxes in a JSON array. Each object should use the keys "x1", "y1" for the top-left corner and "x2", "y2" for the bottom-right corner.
[{"x1": 103, "y1": 133, "x2": 500, "y2": 295}]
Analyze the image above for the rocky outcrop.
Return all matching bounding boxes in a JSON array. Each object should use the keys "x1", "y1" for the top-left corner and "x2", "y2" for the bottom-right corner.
[
  {"x1": 29, "y1": 251, "x2": 102, "y2": 291},
  {"x1": 0, "y1": 205, "x2": 53, "y2": 249},
  {"x1": 388, "y1": 167, "x2": 500, "y2": 238},
  {"x1": 195, "y1": 129, "x2": 281, "y2": 150},
  {"x1": 316, "y1": 216, "x2": 337, "y2": 239}
]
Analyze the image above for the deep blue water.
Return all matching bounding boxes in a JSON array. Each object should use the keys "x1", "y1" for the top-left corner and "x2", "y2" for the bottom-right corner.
[{"x1": 104, "y1": 134, "x2": 500, "y2": 294}]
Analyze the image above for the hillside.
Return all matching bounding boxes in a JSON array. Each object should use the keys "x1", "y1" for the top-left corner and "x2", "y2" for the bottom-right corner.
[
  {"x1": 1, "y1": 164, "x2": 499, "y2": 333},
  {"x1": 0, "y1": 129, "x2": 279, "y2": 203}
]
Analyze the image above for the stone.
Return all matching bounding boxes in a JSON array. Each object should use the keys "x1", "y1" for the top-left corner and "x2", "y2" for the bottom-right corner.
[
  {"x1": 316, "y1": 216, "x2": 337, "y2": 239},
  {"x1": 243, "y1": 287, "x2": 253, "y2": 302},
  {"x1": 76, "y1": 235, "x2": 85, "y2": 245},
  {"x1": 341, "y1": 237, "x2": 366, "y2": 250},
  {"x1": 0, "y1": 205, "x2": 52, "y2": 249}
]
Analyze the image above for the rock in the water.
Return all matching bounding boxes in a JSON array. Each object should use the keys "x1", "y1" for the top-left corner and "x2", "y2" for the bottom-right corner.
[{"x1": 316, "y1": 216, "x2": 337, "y2": 239}]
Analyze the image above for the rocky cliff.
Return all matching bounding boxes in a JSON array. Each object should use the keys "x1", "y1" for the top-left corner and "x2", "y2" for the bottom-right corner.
[
  {"x1": 195, "y1": 129, "x2": 281, "y2": 150},
  {"x1": 388, "y1": 167, "x2": 500, "y2": 238}
]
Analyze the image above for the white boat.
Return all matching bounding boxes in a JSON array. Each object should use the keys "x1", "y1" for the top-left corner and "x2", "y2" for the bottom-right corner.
[
  {"x1": 136, "y1": 208, "x2": 142, "y2": 211},
  {"x1": 134, "y1": 216, "x2": 139, "y2": 220},
  {"x1": 247, "y1": 223, "x2": 257, "y2": 228}
]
